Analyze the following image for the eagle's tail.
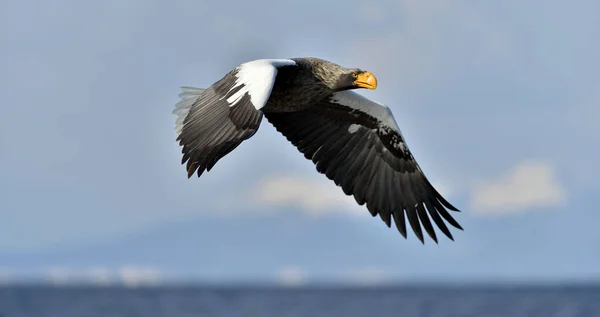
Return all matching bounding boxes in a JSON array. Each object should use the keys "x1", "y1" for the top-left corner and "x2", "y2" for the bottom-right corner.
[{"x1": 173, "y1": 86, "x2": 206, "y2": 135}]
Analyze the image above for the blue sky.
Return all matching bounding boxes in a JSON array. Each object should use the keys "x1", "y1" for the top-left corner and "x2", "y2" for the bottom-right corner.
[{"x1": 1, "y1": 0, "x2": 599, "y2": 286}]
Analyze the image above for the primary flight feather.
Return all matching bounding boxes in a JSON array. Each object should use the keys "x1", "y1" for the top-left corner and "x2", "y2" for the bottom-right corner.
[{"x1": 173, "y1": 57, "x2": 463, "y2": 243}]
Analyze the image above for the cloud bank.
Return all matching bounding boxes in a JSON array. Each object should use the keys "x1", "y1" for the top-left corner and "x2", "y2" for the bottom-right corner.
[
  {"x1": 249, "y1": 175, "x2": 365, "y2": 216},
  {"x1": 470, "y1": 161, "x2": 566, "y2": 214},
  {"x1": 277, "y1": 266, "x2": 305, "y2": 287},
  {"x1": 44, "y1": 265, "x2": 165, "y2": 287}
]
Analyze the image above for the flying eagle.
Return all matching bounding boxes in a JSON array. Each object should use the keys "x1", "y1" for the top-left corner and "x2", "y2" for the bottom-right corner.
[{"x1": 172, "y1": 57, "x2": 462, "y2": 243}]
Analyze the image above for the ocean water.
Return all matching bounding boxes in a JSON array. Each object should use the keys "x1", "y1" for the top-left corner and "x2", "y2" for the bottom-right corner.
[{"x1": 1, "y1": 285, "x2": 599, "y2": 317}]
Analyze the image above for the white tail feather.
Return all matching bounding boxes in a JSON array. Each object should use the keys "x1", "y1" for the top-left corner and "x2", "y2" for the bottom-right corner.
[{"x1": 173, "y1": 86, "x2": 206, "y2": 135}]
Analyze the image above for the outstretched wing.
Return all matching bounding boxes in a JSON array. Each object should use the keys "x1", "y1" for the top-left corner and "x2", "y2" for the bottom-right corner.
[
  {"x1": 264, "y1": 90, "x2": 462, "y2": 243},
  {"x1": 174, "y1": 59, "x2": 297, "y2": 178}
]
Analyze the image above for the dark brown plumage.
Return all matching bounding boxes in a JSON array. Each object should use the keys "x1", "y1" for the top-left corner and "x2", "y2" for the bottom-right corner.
[{"x1": 173, "y1": 57, "x2": 462, "y2": 243}]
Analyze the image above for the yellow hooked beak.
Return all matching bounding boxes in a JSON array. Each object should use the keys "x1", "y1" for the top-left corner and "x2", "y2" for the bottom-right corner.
[{"x1": 354, "y1": 72, "x2": 377, "y2": 90}]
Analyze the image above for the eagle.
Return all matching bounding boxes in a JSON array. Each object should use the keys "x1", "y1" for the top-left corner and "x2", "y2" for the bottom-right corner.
[{"x1": 172, "y1": 57, "x2": 462, "y2": 243}]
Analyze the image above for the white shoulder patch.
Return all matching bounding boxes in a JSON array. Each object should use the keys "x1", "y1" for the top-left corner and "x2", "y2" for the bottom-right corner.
[
  {"x1": 330, "y1": 90, "x2": 401, "y2": 132},
  {"x1": 226, "y1": 59, "x2": 296, "y2": 110},
  {"x1": 173, "y1": 86, "x2": 206, "y2": 135}
]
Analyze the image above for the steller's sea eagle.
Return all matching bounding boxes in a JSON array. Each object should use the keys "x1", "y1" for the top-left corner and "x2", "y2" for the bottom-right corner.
[{"x1": 172, "y1": 57, "x2": 462, "y2": 243}]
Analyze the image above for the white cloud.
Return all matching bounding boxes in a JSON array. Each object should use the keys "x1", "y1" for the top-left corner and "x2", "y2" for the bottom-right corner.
[
  {"x1": 470, "y1": 160, "x2": 566, "y2": 214},
  {"x1": 44, "y1": 265, "x2": 164, "y2": 287},
  {"x1": 45, "y1": 266, "x2": 73, "y2": 285},
  {"x1": 249, "y1": 175, "x2": 364, "y2": 216},
  {"x1": 118, "y1": 266, "x2": 163, "y2": 287},
  {"x1": 277, "y1": 266, "x2": 305, "y2": 287}
]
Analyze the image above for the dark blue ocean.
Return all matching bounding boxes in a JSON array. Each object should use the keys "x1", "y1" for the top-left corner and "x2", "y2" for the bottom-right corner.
[{"x1": 1, "y1": 285, "x2": 599, "y2": 317}]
